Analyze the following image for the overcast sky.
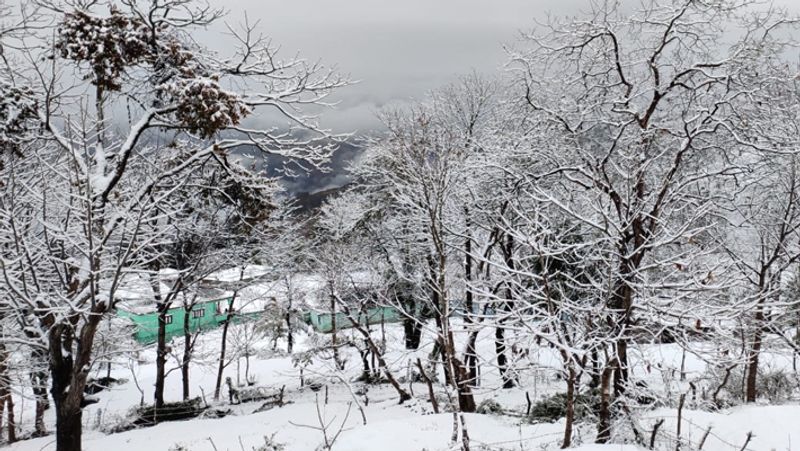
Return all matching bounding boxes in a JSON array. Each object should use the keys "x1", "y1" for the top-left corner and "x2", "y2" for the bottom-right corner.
[
  {"x1": 207, "y1": 0, "x2": 588, "y2": 132},
  {"x1": 208, "y1": 0, "x2": 799, "y2": 134}
]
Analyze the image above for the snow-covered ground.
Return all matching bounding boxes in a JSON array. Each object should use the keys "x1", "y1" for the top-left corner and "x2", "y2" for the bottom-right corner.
[{"x1": 5, "y1": 322, "x2": 800, "y2": 451}]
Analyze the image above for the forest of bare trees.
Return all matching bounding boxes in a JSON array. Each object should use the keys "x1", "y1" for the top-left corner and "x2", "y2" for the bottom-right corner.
[{"x1": 2, "y1": 1, "x2": 800, "y2": 451}]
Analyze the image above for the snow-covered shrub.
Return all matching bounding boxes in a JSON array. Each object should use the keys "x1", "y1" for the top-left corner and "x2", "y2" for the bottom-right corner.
[
  {"x1": 168, "y1": 444, "x2": 190, "y2": 451},
  {"x1": 476, "y1": 398, "x2": 504, "y2": 415},
  {"x1": 254, "y1": 298, "x2": 297, "y2": 352},
  {"x1": 252, "y1": 434, "x2": 286, "y2": 451},
  {"x1": 703, "y1": 365, "x2": 794, "y2": 405},
  {"x1": 758, "y1": 368, "x2": 795, "y2": 403},
  {"x1": 528, "y1": 391, "x2": 598, "y2": 424}
]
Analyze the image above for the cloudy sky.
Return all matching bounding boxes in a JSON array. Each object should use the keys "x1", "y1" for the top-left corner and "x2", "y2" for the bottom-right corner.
[
  {"x1": 200, "y1": 0, "x2": 798, "y2": 194},
  {"x1": 211, "y1": 0, "x2": 590, "y2": 133},
  {"x1": 207, "y1": 0, "x2": 798, "y2": 134}
]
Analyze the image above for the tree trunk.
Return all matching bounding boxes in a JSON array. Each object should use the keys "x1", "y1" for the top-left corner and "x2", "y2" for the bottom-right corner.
[
  {"x1": 562, "y1": 366, "x2": 576, "y2": 449},
  {"x1": 342, "y1": 305, "x2": 411, "y2": 402},
  {"x1": 285, "y1": 276, "x2": 295, "y2": 354},
  {"x1": 596, "y1": 359, "x2": 616, "y2": 444},
  {"x1": 0, "y1": 342, "x2": 10, "y2": 442},
  {"x1": 30, "y1": 348, "x2": 49, "y2": 436},
  {"x1": 497, "y1": 234, "x2": 516, "y2": 389},
  {"x1": 404, "y1": 317, "x2": 423, "y2": 350},
  {"x1": 154, "y1": 307, "x2": 169, "y2": 408},
  {"x1": 50, "y1": 315, "x2": 103, "y2": 451},
  {"x1": 3, "y1": 393, "x2": 16, "y2": 443},
  {"x1": 745, "y1": 316, "x2": 763, "y2": 403},
  {"x1": 464, "y1": 331, "x2": 480, "y2": 387},
  {"x1": 614, "y1": 338, "x2": 629, "y2": 396},
  {"x1": 464, "y1": 226, "x2": 479, "y2": 385},
  {"x1": 0, "y1": 389, "x2": 4, "y2": 442},
  {"x1": 182, "y1": 306, "x2": 192, "y2": 401},
  {"x1": 214, "y1": 297, "x2": 236, "y2": 400},
  {"x1": 329, "y1": 287, "x2": 345, "y2": 371},
  {"x1": 286, "y1": 310, "x2": 294, "y2": 354},
  {"x1": 610, "y1": 276, "x2": 634, "y2": 396},
  {"x1": 444, "y1": 328, "x2": 476, "y2": 413},
  {"x1": 54, "y1": 402, "x2": 82, "y2": 451},
  {"x1": 495, "y1": 325, "x2": 513, "y2": 389}
]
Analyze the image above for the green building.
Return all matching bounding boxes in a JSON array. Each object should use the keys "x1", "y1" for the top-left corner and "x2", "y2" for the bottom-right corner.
[
  {"x1": 117, "y1": 297, "x2": 258, "y2": 344},
  {"x1": 304, "y1": 306, "x2": 404, "y2": 333}
]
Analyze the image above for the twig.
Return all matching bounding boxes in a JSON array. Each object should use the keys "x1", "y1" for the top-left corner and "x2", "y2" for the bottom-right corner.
[
  {"x1": 676, "y1": 393, "x2": 686, "y2": 451},
  {"x1": 739, "y1": 432, "x2": 753, "y2": 451},
  {"x1": 417, "y1": 358, "x2": 439, "y2": 413},
  {"x1": 650, "y1": 419, "x2": 665, "y2": 449},
  {"x1": 698, "y1": 426, "x2": 712, "y2": 450},
  {"x1": 525, "y1": 391, "x2": 532, "y2": 416}
]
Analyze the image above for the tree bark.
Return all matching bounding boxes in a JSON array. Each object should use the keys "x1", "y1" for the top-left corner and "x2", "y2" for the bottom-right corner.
[
  {"x1": 30, "y1": 348, "x2": 49, "y2": 436},
  {"x1": 562, "y1": 365, "x2": 576, "y2": 449},
  {"x1": 403, "y1": 317, "x2": 423, "y2": 350},
  {"x1": 3, "y1": 391, "x2": 16, "y2": 443},
  {"x1": 416, "y1": 358, "x2": 439, "y2": 413},
  {"x1": 497, "y1": 233, "x2": 516, "y2": 389},
  {"x1": 464, "y1": 331, "x2": 480, "y2": 387},
  {"x1": 214, "y1": 297, "x2": 236, "y2": 400},
  {"x1": 54, "y1": 402, "x2": 82, "y2": 451},
  {"x1": 0, "y1": 342, "x2": 11, "y2": 443},
  {"x1": 596, "y1": 359, "x2": 617, "y2": 444},
  {"x1": 495, "y1": 325, "x2": 513, "y2": 389},
  {"x1": 610, "y1": 274, "x2": 634, "y2": 396},
  {"x1": 286, "y1": 311, "x2": 294, "y2": 354},
  {"x1": 182, "y1": 305, "x2": 192, "y2": 401},
  {"x1": 154, "y1": 306, "x2": 169, "y2": 408},
  {"x1": 745, "y1": 310, "x2": 764, "y2": 403},
  {"x1": 49, "y1": 313, "x2": 103, "y2": 451},
  {"x1": 464, "y1": 223, "x2": 478, "y2": 385}
]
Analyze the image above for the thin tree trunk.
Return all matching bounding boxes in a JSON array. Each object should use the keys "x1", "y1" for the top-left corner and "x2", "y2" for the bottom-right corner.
[
  {"x1": 498, "y1": 233, "x2": 516, "y2": 389},
  {"x1": 404, "y1": 317, "x2": 423, "y2": 350},
  {"x1": 609, "y1": 278, "x2": 633, "y2": 396},
  {"x1": 329, "y1": 285, "x2": 345, "y2": 371},
  {"x1": 341, "y1": 304, "x2": 411, "y2": 402},
  {"x1": 0, "y1": 387, "x2": 4, "y2": 442},
  {"x1": 495, "y1": 325, "x2": 512, "y2": 389},
  {"x1": 214, "y1": 296, "x2": 236, "y2": 400},
  {"x1": 745, "y1": 314, "x2": 763, "y2": 403},
  {"x1": 562, "y1": 365, "x2": 576, "y2": 449},
  {"x1": 182, "y1": 305, "x2": 192, "y2": 401},
  {"x1": 417, "y1": 358, "x2": 439, "y2": 413},
  {"x1": 464, "y1": 331, "x2": 480, "y2": 387},
  {"x1": 30, "y1": 347, "x2": 49, "y2": 436},
  {"x1": 286, "y1": 311, "x2": 293, "y2": 354},
  {"x1": 155, "y1": 306, "x2": 169, "y2": 408},
  {"x1": 0, "y1": 342, "x2": 9, "y2": 442},
  {"x1": 464, "y1": 220, "x2": 478, "y2": 385},
  {"x1": 152, "y1": 271, "x2": 175, "y2": 408},
  {"x1": 596, "y1": 359, "x2": 617, "y2": 444},
  {"x1": 5, "y1": 395, "x2": 16, "y2": 443},
  {"x1": 285, "y1": 276, "x2": 294, "y2": 354}
]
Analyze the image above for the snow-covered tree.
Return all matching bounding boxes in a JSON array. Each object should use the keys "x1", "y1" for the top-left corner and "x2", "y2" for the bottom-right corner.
[{"x1": 0, "y1": 1, "x2": 347, "y2": 449}]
